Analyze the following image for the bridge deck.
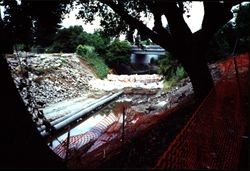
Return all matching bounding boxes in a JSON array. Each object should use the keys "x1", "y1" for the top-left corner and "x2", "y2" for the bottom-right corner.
[
  {"x1": 131, "y1": 45, "x2": 166, "y2": 55},
  {"x1": 132, "y1": 51, "x2": 166, "y2": 55}
]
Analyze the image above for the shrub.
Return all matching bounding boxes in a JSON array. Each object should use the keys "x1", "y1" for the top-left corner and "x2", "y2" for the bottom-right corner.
[
  {"x1": 158, "y1": 52, "x2": 187, "y2": 89},
  {"x1": 176, "y1": 66, "x2": 186, "y2": 79},
  {"x1": 158, "y1": 53, "x2": 177, "y2": 79},
  {"x1": 163, "y1": 79, "x2": 178, "y2": 90},
  {"x1": 76, "y1": 45, "x2": 109, "y2": 79},
  {"x1": 76, "y1": 45, "x2": 95, "y2": 57}
]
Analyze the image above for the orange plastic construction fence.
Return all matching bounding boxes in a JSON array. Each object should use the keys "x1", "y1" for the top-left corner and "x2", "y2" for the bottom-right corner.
[{"x1": 155, "y1": 53, "x2": 249, "y2": 169}]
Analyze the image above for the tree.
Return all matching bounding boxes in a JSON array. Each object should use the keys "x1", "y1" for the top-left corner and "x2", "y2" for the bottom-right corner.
[
  {"x1": 47, "y1": 26, "x2": 111, "y2": 54},
  {"x1": 76, "y1": 0, "x2": 241, "y2": 102},
  {"x1": 83, "y1": 30, "x2": 111, "y2": 55},
  {"x1": 0, "y1": 0, "x2": 70, "y2": 51},
  {"x1": 206, "y1": 23, "x2": 236, "y2": 62},
  {"x1": 106, "y1": 39, "x2": 131, "y2": 65},
  {"x1": 48, "y1": 25, "x2": 87, "y2": 52},
  {"x1": 235, "y1": 3, "x2": 250, "y2": 53},
  {"x1": 205, "y1": 3, "x2": 250, "y2": 61}
]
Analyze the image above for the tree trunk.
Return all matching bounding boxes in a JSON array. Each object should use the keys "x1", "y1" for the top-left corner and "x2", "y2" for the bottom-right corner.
[
  {"x1": 174, "y1": 39, "x2": 214, "y2": 103},
  {"x1": 158, "y1": 35, "x2": 214, "y2": 103},
  {"x1": 0, "y1": 54, "x2": 65, "y2": 168},
  {"x1": 179, "y1": 53, "x2": 213, "y2": 102}
]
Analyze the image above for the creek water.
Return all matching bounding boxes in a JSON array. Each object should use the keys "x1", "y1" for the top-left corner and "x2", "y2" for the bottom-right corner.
[{"x1": 48, "y1": 96, "x2": 132, "y2": 149}]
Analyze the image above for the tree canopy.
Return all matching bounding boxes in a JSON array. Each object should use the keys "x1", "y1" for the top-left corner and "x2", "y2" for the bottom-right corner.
[
  {"x1": 204, "y1": 2, "x2": 250, "y2": 61},
  {"x1": 0, "y1": 0, "x2": 70, "y2": 51},
  {"x1": 235, "y1": 2, "x2": 250, "y2": 53},
  {"x1": 105, "y1": 39, "x2": 131, "y2": 65}
]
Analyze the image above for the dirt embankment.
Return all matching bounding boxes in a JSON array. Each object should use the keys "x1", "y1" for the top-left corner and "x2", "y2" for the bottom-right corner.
[{"x1": 6, "y1": 53, "x2": 99, "y2": 107}]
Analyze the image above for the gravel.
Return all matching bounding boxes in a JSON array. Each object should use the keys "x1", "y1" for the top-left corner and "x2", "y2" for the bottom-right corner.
[{"x1": 6, "y1": 52, "x2": 98, "y2": 107}]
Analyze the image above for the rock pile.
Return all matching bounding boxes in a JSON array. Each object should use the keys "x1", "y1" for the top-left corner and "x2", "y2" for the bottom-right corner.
[
  {"x1": 6, "y1": 52, "x2": 97, "y2": 107},
  {"x1": 89, "y1": 74, "x2": 164, "y2": 91},
  {"x1": 118, "y1": 78, "x2": 194, "y2": 114}
]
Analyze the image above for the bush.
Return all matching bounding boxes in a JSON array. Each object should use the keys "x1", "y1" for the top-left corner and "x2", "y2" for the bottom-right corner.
[
  {"x1": 76, "y1": 45, "x2": 109, "y2": 79},
  {"x1": 158, "y1": 52, "x2": 187, "y2": 89},
  {"x1": 76, "y1": 45, "x2": 95, "y2": 57},
  {"x1": 105, "y1": 39, "x2": 131, "y2": 65},
  {"x1": 158, "y1": 53, "x2": 177, "y2": 79},
  {"x1": 163, "y1": 79, "x2": 178, "y2": 90},
  {"x1": 176, "y1": 66, "x2": 186, "y2": 79}
]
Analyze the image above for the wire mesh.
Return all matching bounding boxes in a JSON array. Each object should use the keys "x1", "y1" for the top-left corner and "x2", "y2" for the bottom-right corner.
[{"x1": 155, "y1": 53, "x2": 249, "y2": 169}]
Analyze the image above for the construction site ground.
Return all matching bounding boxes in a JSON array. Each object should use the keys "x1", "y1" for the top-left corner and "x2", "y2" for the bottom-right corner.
[
  {"x1": 63, "y1": 53, "x2": 249, "y2": 169},
  {"x1": 6, "y1": 52, "x2": 249, "y2": 169}
]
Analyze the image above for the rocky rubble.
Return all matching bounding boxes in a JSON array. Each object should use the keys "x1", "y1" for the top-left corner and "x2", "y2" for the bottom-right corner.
[
  {"x1": 113, "y1": 62, "x2": 222, "y2": 115},
  {"x1": 117, "y1": 78, "x2": 194, "y2": 114},
  {"x1": 89, "y1": 74, "x2": 164, "y2": 91},
  {"x1": 6, "y1": 52, "x2": 98, "y2": 108}
]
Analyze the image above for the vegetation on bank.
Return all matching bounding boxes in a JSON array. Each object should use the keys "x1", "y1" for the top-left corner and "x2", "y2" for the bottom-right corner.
[
  {"x1": 157, "y1": 52, "x2": 187, "y2": 90},
  {"x1": 76, "y1": 45, "x2": 109, "y2": 79}
]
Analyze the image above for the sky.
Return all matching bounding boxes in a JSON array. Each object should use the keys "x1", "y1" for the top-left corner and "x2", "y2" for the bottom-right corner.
[
  {"x1": 60, "y1": 1, "x2": 204, "y2": 34},
  {"x1": 60, "y1": 7, "x2": 102, "y2": 33},
  {"x1": 183, "y1": 1, "x2": 204, "y2": 33}
]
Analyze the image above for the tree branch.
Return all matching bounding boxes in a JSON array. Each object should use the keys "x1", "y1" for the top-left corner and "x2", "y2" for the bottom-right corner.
[
  {"x1": 202, "y1": 2, "x2": 234, "y2": 36},
  {"x1": 193, "y1": 1, "x2": 238, "y2": 46},
  {"x1": 163, "y1": 2, "x2": 192, "y2": 42},
  {"x1": 146, "y1": 1, "x2": 173, "y2": 41},
  {"x1": 99, "y1": 0, "x2": 175, "y2": 52},
  {"x1": 146, "y1": 1, "x2": 163, "y2": 31}
]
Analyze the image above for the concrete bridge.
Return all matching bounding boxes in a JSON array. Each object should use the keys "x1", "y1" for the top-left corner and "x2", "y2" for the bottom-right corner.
[
  {"x1": 130, "y1": 45, "x2": 166, "y2": 64},
  {"x1": 131, "y1": 45, "x2": 166, "y2": 55}
]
